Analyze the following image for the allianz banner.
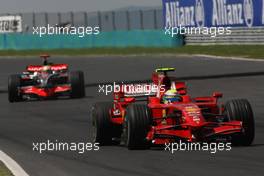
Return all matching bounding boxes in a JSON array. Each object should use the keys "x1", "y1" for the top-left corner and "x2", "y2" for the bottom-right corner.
[{"x1": 163, "y1": 0, "x2": 264, "y2": 28}]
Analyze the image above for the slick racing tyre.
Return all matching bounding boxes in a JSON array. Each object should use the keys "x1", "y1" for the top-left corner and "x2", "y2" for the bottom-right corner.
[
  {"x1": 225, "y1": 99, "x2": 255, "y2": 146},
  {"x1": 8, "y1": 74, "x2": 22, "y2": 103},
  {"x1": 91, "y1": 102, "x2": 115, "y2": 145},
  {"x1": 70, "y1": 71, "x2": 85, "y2": 98},
  {"x1": 123, "y1": 104, "x2": 152, "y2": 150}
]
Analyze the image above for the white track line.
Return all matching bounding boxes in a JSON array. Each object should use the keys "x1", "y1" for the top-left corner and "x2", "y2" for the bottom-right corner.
[
  {"x1": 0, "y1": 150, "x2": 29, "y2": 176},
  {"x1": 0, "y1": 54, "x2": 263, "y2": 62},
  {"x1": 193, "y1": 54, "x2": 264, "y2": 62}
]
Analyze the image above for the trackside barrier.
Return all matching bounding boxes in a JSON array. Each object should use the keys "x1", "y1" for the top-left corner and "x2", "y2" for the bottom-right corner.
[
  {"x1": 185, "y1": 27, "x2": 264, "y2": 45},
  {"x1": 0, "y1": 30, "x2": 184, "y2": 50}
]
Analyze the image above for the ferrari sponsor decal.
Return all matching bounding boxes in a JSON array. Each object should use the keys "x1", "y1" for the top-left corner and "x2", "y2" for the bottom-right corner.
[
  {"x1": 185, "y1": 106, "x2": 200, "y2": 112},
  {"x1": 184, "y1": 106, "x2": 201, "y2": 123}
]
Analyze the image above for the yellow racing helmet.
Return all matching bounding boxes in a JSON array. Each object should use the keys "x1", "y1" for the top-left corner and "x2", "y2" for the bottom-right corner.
[{"x1": 163, "y1": 89, "x2": 181, "y2": 103}]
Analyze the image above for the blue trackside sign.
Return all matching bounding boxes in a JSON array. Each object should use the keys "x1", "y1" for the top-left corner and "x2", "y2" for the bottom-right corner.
[{"x1": 163, "y1": 0, "x2": 264, "y2": 28}]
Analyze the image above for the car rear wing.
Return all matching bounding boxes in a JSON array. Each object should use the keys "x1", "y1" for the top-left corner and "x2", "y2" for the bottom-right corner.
[
  {"x1": 114, "y1": 81, "x2": 187, "y2": 97},
  {"x1": 115, "y1": 83, "x2": 159, "y2": 98}
]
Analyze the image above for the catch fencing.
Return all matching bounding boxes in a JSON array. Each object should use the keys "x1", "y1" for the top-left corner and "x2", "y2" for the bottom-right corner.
[
  {"x1": 2, "y1": 9, "x2": 163, "y2": 33},
  {"x1": 0, "y1": 9, "x2": 185, "y2": 50}
]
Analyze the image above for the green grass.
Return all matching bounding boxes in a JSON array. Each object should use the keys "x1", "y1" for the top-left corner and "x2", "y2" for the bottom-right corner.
[
  {"x1": 0, "y1": 45, "x2": 263, "y2": 59},
  {"x1": 0, "y1": 161, "x2": 13, "y2": 176}
]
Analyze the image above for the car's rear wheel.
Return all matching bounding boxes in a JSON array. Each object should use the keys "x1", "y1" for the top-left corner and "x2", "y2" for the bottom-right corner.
[
  {"x1": 8, "y1": 74, "x2": 22, "y2": 103},
  {"x1": 70, "y1": 71, "x2": 85, "y2": 98},
  {"x1": 123, "y1": 104, "x2": 151, "y2": 150},
  {"x1": 90, "y1": 102, "x2": 115, "y2": 145},
  {"x1": 225, "y1": 99, "x2": 255, "y2": 146}
]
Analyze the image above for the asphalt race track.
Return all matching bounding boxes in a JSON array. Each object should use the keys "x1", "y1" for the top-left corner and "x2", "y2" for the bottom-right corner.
[{"x1": 0, "y1": 55, "x2": 264, "y2": 176}]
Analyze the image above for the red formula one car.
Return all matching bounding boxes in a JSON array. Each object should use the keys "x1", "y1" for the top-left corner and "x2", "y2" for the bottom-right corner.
[
  {"x1": 8, "y1": 54, "x2": 85, "y2": 102},
  {"x1": 91, "y1": 68, "x2": 255, "y2": 149}
]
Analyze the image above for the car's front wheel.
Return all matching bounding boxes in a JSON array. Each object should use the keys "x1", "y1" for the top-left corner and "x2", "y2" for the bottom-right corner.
[
  {"x1": 123, "y1": 104, "x2": 152, "y2": 150},
  {"x1": 90, "y1": 102, "x2": 115, "y2": 145},
  {"x1": 225, "y1": 99, "x2": 255, "y2": 146},
  {"x1": 8, "y1": 74, "x2": 22, "y2": 103}
]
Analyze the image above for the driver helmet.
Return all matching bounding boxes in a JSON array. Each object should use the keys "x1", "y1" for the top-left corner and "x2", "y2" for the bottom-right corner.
[{"x1": 163, "y1": 89, "x2": 181, "y2": 104}]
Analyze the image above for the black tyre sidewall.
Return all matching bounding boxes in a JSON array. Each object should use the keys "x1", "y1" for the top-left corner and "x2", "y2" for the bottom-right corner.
[
  {"x1": 70, "y1": 71, "x2": 85, "y2": 98},
  {"x1": 124, "y1": 104, "x2": 151, "y2": 150},
  {"x1": 8, "y1": 74, "x2": 21, "y2": 102},
  {"x1": 91, "y1": 102, "x2": 113, "y2": 145},
  {"x1": 225, "y1": 99, "x2": 255, "y2": 146}
]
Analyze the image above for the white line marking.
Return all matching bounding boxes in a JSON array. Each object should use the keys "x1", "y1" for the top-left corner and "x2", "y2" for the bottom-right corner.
[
  {"x1": 0, "y1": 150, "x2": 29, "y2": 176},
  {"x1": 192, "y1": 54, "x2": 264, "y2": 62},
  {"x1": 0, "y1": 53, "x2": 263, "y2": 62}
]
